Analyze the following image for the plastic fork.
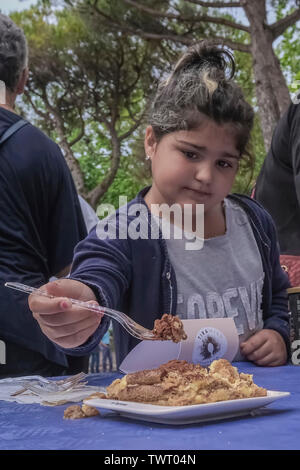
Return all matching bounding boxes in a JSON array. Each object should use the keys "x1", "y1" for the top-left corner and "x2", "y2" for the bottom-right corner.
[
  {"x1": 5, "y1": 281, "x2": 156, "y2": 341},
  {"x1": 10, "y1": 372, "x2": 88, "y2": 396}
]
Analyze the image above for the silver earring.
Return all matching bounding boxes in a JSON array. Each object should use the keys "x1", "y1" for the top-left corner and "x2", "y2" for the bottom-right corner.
[{"x1": 145, "y1": 154, "x2": 151, "y2": 160}]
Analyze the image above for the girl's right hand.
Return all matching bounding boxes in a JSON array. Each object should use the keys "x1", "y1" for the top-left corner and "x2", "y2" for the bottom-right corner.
[{"x1": 28, "y1": 279, "x2": 103, "y2": 349}]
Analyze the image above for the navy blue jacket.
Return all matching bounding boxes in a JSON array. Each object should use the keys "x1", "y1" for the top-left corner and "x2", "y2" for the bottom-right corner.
[
  {"x1": 0, "y1": 107, "x2": 87, "y2": 367},
  {"x1": 66, "y1": 187, "x2": 290, "y2": 367},
  {"x1": 255, "y1": 103, "x2": 300, "y2": 254}
]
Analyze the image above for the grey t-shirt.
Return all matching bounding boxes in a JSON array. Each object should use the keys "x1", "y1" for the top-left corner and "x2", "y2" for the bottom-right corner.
[{"x1": 156, "y1": 198, "x2": 264, "y2": 361}]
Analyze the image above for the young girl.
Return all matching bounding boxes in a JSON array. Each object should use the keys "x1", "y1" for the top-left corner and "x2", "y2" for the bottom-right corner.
[{"x1": 29, "y1": 41, "x2": 290, "y2": 368}]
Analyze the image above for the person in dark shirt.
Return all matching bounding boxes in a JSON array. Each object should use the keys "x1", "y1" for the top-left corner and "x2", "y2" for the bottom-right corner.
[
  {"x1": 89, "y1": 344, "x2": 100, "y2": 374},
  {"x1": 0, "y1": 14, "x2": 87, "y2": 378},
  {"x1": 254, "y1": 103, "x2": 300, "y2": 255},
  {"x1": 100, "y1": 330, "x2": 113, "y2": 372}
]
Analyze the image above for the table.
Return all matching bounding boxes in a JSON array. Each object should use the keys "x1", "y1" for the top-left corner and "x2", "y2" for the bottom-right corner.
[{"x1": 0, "y1": 362, "x2": 299, "y2": 450}]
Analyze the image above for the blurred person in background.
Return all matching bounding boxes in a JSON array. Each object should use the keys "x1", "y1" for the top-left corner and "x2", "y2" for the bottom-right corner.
[
  {"x1": 89, "y1": 342, "x2": 100, "y2": 374},
  {"x1": 100, "y1": 329, "x2": 113, "y2": 372},
  {"x1": 254, "y1": 102, "x2": 300, "y2": 286},
  {"x1": 0, "y1": 14, "x2": 88, "y2": 378},
  {"x1": 78, "y1": 195, "x2": 99, "y2": 234},
  {"x1": 254, "y1": 103, "x2": 300, "y2": 256}
]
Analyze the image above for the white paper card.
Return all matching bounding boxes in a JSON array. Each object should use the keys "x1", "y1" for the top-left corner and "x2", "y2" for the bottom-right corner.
[{"x1": 119, "y1": 318, "x2": 239, "y2": 374}]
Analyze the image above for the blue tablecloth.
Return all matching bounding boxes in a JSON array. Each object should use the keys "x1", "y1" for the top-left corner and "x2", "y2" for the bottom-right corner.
[{"x1": 0, "y1": 362, "x2": 299, "y2": 450}]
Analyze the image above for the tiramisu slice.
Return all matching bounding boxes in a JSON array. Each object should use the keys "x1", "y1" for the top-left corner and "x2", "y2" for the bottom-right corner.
[{"x1": 152, "y1": 313, "x2": 187, "y2": 343}]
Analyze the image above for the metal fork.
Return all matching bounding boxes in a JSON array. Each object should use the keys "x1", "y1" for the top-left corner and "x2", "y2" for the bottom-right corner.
[{"x1": 5, "y1": 281, "x2": 156, "y2": 341}]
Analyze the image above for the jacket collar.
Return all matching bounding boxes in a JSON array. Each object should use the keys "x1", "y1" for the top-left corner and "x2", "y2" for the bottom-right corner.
[{"x1": 133, "y1": 187, "x2": 271, "y2": 249}]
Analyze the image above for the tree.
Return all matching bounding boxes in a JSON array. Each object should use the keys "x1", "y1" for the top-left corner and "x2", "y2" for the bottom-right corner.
[
  {"x1": 14, "y1": 0, "x2": 300, "y2": 202},
  {"x1": 74, "y1": 0, "x2": 300, "y2": 151},
  {"x1": 13, "y1": 3, "x2": 160, "y2": 207}
]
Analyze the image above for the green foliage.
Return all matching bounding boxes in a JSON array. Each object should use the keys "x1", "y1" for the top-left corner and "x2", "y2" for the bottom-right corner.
[
  {"x1": 274, "y1": 0, "x2": 300, "y2": 89},
  {"x1": 97, "y1": 155, "x2": 148, "y2": 210},
  {"x1": 276, "y1": 26, "x2": 300, "y2": 88},
  {"x1": 73, "y1": 124, "x2": 112, "y2": 190},
  {"x1": 10, "y1": 0, "x2": 299, "y2": 203},
  {"x1": 13, "y1": 2, "x2": 160, "y2": 207},
  {"x1": 229, "y1": 36, "x2": 266, "y2": 194}
]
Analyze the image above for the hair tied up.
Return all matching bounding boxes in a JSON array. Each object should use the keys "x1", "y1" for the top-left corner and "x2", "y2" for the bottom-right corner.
[
  {"x1": 172, "y1": 40, "x2": 236, "y2": 83},
  {"x1": 149, "y1": 38, "x2": 254, "y2": 176}
]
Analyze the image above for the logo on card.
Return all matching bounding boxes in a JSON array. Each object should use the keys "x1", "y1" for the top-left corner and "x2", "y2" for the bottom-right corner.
[{"x1": 192, "y1": 327, "x2": 227, "y2": 366}]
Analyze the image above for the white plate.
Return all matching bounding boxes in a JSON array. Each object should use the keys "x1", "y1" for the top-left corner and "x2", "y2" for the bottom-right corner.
[{"x1": 84, "y1": 391, "x2": 290, "y2": 425}]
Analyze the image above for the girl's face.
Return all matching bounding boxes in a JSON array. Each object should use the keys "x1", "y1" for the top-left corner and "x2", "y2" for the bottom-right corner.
[{"x1": 144, "y1": 118, "x2": 240, "y2": 217}]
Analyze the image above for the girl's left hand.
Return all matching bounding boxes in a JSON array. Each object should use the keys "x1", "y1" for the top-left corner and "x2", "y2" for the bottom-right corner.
[{"x1": 240, "y1": 329, "x2": 287, "y2": 366}]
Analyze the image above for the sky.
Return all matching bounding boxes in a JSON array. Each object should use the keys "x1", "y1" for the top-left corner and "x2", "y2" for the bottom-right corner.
[
  {"x1": 0, "y1": 0, "x2": 278, "y2": 25},
  {"x1": 0, "y1": 0, "x2": 296, "y2": 29},
  {"x1": 0, "y1": 0, "x2": 38, "y2": 14}
]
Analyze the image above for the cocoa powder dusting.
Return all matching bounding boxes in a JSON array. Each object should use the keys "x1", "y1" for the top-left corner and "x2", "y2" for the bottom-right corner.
[{"x1": 152, "y1": 314, "x2": 187, "y2": 343}]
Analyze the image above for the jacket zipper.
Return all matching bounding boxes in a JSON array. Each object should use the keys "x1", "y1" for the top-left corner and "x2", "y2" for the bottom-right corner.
[{"x1": 165, "y1": 270, "x2": 173, "y2": 314}]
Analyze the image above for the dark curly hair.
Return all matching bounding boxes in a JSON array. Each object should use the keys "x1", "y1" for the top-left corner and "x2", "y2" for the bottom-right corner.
[{"x1": 149, "y1": 40, "x2": 254, "y2": 171}]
